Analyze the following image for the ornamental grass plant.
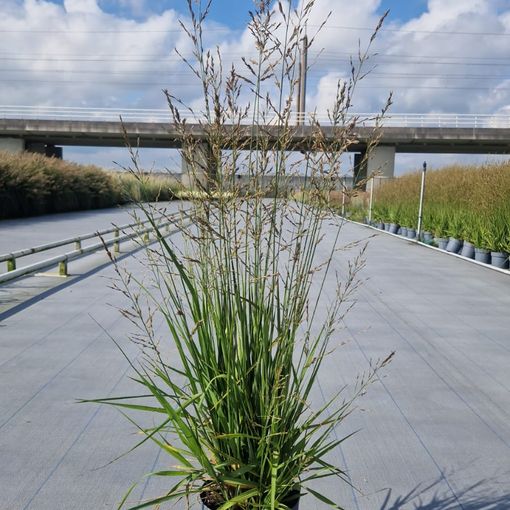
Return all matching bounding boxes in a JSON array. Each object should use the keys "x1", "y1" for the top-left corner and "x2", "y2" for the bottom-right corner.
[{"x1": 87, "y1": 1, "x2": 393, "y2": 509}]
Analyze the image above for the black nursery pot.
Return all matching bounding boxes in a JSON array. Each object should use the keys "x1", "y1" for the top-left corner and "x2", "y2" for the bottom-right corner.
[
  {"x1": 446, "y1": 237, "x2": 463, "y2": 254},
  {"x1": 491, "y1": 251, "x2": 509, "y2": 269},
  {"x1": 435, "y1": 237, "x2": 448, "y2": 250},
  {"x1": 460, "y1": 241, "x2": 475, "y2": 259},
  {"x1": 474, "y1": 247, "x2": 491, "y2": 264},
  {"x1": 422, "y1": 231, "x2": 433, "y2": 244},
  {"x1": 389, "y1": 223, "x2": 399, "y2": 234},
  {"x1": 201, "y1": 486, "x2": 300, "y2": 510}
]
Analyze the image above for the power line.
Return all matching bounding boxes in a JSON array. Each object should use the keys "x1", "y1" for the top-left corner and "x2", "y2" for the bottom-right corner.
[
  {"x1": 3, "y1": 67, "x2": 510, "y2": 81},
  {"x1": 0, "y1": 27, "x2": 233, "y2": 34},
  {"x1": 309, "y1": 24, "x2": 510, "y2": 37},
  {"x1": 2, "y1": 56, "x2": 510, "y2": 69},
  {"x1": 2, "y1": 53, "x2": 510, "y2": 67},
  {"x1": 317, "y1": 51, "x2": 510, "y2": 62},
  {"x1": 0, "y1": 78, "x2": 508, "y2": 91},
  {"x1": 0, "y1": 25, "x2": 509, "y2": 37},
  {"x1": 2, "y1": 50, "x2": 510, "y2": 62}
]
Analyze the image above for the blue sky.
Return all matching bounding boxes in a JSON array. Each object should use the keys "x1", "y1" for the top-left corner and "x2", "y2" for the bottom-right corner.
[{"x1": 96, "y1": 0, "x2": 429, "y2": 27}]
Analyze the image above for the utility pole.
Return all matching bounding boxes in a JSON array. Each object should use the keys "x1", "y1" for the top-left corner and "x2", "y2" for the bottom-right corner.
[{"x1": 297, "y1": 33, "x2": 308, "y2": 126}]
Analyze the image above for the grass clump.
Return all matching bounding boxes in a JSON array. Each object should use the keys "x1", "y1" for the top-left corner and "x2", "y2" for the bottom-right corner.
[{"x1": 85, "y1": 0, "x2": 394, "y2": 509}]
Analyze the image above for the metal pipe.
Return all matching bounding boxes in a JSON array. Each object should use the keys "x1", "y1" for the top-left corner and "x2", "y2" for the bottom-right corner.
[
  {"x1": 297, "y1": 34, "x2": 308, "y2": 126},
  {"x1": 0, "y1": 213, "x2": 167, "y2": 263},
  {"x1": 368, "y1": 176, "x2": 375, "y2": 224},
  {"x1": 0, "y1": 216, "x2": 180, "y2": 284},
  {"x1": 417, "y1": 161, "x2": 427, "y2": 240}
]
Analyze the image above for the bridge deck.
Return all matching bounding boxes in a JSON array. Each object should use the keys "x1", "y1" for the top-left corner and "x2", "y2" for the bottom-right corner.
[
  {"x1": 0, "y1": 210, "x2": 509, "y2": 509},
  {"x1": 2, "y1": 119, "x2": 510, "y2": 153}
]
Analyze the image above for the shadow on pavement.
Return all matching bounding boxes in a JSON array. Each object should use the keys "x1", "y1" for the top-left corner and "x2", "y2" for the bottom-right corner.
[{"x1": 379, "y1": 476, "x2": 510, "y2": 510}]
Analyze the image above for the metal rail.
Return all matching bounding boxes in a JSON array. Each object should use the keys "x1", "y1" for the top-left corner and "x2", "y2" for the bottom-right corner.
[
  {"x1": 0, "y1": 213, "x2": 178, "y2": 284},
  {"x1": 1, "y1": 106, "x2": 510, "y2": 128},
  {"x1": 0, "y1": 214, "x2": 167, "y2": 269}
]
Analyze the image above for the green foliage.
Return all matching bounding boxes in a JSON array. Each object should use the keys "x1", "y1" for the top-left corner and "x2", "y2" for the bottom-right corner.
[
  {"x1": 345, "y1": 162, "x2": 510, "y2": 251},
  {"x1": 114, "y1": 172, "x2": 182, "y2": 203},
  {"x1": 0, "y1": 151, "x2": 181, "y2": 219}
]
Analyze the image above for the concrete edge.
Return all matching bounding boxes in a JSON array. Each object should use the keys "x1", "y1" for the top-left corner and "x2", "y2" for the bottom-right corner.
[{"x1": 346, "y1": 218, "x2": 510, "y2": 277}]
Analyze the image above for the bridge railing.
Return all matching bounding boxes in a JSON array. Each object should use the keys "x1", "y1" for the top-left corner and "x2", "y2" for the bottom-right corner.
[
  {"x1": 0, "y1": 212, "x2": 179, "y2": 284},
  {"x1": 1, "y1": 106, "x2": 510, "y2": 128}
]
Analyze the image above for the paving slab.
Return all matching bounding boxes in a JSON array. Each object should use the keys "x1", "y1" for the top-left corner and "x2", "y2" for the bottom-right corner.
[{"x1": 0, "y1": 215, "x2": 509, "y2": 510}]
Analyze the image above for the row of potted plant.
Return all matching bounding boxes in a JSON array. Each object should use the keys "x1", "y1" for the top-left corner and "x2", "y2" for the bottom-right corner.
[
  {"x1": 368, "y1": 206, "x2": 510, "y2": 270},
  {"x1": 354, "y1": 163, "x2": 510, "y2": 270}
]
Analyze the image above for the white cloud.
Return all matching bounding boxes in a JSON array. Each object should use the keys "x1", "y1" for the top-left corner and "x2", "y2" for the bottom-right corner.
[
  {"x1": 0, "y1": 0, "x2": 509, "y2": 173},
  {"x1": 64, "y1": 0, "x2": 101, "y2": 14},
  {"x1": 0, "y1": 0, "x2": 201, "y2": 107}
]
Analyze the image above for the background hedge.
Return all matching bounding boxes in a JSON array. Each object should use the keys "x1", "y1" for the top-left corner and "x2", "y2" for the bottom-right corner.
[{"x1": 0, "y1": 151, "x2": 180, "y2": 219}]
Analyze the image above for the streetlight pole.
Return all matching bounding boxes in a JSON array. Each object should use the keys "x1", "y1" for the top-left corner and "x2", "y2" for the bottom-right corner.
[
  {"x1": 297, "y1": 33, "x2": 308, "y2": 125},
  {"x1": 368, "y1": 176, "x2": 375, "y2": 224},
  {"x1": 417, "y1": 161, "x2": 427, "y2": 240}
]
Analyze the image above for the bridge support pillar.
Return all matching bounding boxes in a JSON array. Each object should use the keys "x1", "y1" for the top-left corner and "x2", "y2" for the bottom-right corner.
[
  {"x1": 354, "y1": 145, "x2": 395, "y2": 190},
  {"x1": 0, "y1": 138, "x2": 25, "y2": 153},
  {"x1": 26, "y1": 143, "x2": 63, "y2": 159},
  {"x1": 353, "y1": 152, "x2": 367, "y2": 189},
  {"x1": 26, "y1": 142, "x2": 46, "y2": 154},
  {"x1": 367, "y1": 145, "x2": 395, "y2": 180},
  {"x1": 45, "y1": 145, "x2": 63, "y2": 159},
  {"x1": 181, "y1": 142, "x2": 217, "y2": 191}
]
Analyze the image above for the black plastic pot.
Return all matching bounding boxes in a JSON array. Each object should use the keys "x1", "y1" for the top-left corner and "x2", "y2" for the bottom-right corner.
[
  {"x1": 407, "y1": 228, "x2": 416, "y2": 239},
  {"x1": 389, "y1": 223, "x2": 399, "y2": 234},
  {"x1": 491, "y1": 251, "x2": 509, "y2": 269},
  {"x1": 377, "y1": 222, "x2": 384, "y2": 230},
  {"x1": 384, "y1": 223, "x2": 391, "y2": 231},
  {"x1": 435, "y1": 237, "x2": 448, "y2": 250},
  {"x1": 422, "y1": 232, "x2": 433, "y2": 244},
  {"x1": 474, "y1": 247, "x2": 491, "y2": 264},
  {"x1": 460, "y1": 241, "x2": 475, "y2": 259},
  {"x1": 201, "y1": 487, "x2": 300, "y2": 510},
  {"x1": 446, "y1": 237, "x2": 462, "y2": 254},
  {"x1": 400, "y1": 227, "x2": 408, "y2": 237}
]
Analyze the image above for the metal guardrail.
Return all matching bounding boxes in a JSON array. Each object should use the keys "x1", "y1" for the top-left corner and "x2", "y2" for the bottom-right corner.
[
  {"x1": 1, "y1": 106, "x2": 510, "y2": 128},
  {"x1": 0, "y1": 213, "x2": 178, "y2": 284}
]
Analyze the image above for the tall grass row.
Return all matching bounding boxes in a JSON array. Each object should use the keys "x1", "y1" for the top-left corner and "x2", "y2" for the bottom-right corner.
[{"x1": 0, "y1": 150, "x2": 181, "y2": 219}]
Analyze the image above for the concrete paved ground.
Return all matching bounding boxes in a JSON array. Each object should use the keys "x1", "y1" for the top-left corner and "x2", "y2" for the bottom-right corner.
[{"x1": 0, "y1": 210, "x2": 509, "y2": 509}]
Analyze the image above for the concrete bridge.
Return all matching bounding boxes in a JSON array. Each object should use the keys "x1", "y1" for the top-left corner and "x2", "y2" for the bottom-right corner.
[{"x1": 1, "y1": 107, "x2": 510, "y2": 183}]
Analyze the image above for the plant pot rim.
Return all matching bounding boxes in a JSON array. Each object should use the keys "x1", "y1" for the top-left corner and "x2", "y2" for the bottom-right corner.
[{"x1": 200, "y1": 485, "x2": 300, "y2": 510}]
